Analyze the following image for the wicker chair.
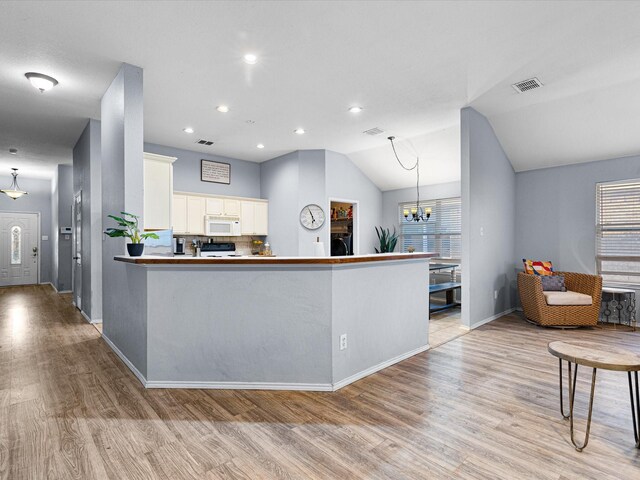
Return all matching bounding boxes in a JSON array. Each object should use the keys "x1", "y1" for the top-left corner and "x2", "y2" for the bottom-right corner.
[{"x1": 517, "y1": 271, "x2": 602, "y2": 327}]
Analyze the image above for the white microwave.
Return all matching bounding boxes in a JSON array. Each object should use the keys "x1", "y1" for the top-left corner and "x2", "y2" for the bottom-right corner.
[{"x1": 205, "y1": 216, "x2": 241, "y2": 236}]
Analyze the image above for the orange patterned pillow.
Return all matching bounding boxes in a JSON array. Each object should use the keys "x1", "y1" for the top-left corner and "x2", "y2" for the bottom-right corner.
[{"x1": 523, "y1": 259, "x2": 554, "y2": 276}]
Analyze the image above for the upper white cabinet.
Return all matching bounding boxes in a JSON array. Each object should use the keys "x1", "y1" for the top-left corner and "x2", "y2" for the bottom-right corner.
[
  {"x1": 143, "y1": 152, "x2": 176, "y2": 230},
  {"x1": 241, "y1": 200, "x2": 268, "y2": 236},
  {"x1": 187, "y1": 196, "x2": 206, "y2": 235},
  {"x1": 173, "y1": 192, "x2": 268, "y2": 236},
  {"x1": 205, "y1": 198, "x2": 240, "y2": 216}
]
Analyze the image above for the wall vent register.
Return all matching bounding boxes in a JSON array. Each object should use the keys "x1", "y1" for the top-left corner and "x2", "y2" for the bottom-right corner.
[{"x1": 511, "y1": 77, "x2": 543, "y2": 93}]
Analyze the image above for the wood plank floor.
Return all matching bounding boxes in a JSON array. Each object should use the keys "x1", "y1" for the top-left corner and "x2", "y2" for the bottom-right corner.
[{"x1": 2, "y1": 285, "x2": 640, "y2": 479}]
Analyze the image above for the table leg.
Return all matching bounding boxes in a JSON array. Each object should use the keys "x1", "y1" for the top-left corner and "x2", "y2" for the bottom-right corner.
[
  {"x1": 569, "y1": 364, "x2": 597, "y2": 452},
  {"x1": 628, "y1": 371, "x2": 640, "y2": 448},
  {"x1": 559, "y1": 359, "x2": 572, "y2": 419}
]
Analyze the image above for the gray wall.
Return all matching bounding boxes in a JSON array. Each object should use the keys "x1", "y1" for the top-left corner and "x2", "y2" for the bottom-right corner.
[
  {"x1": 101, "y1": 63, "x2": 147, "y2": 375},
  {"x1": 145, "y1": 143, "x2": 261, "y2": 199},
  {"x1": 325, "y1": 150, "x2": 382, "y2": 255},
  {"x1": 0, "y1": 175, "x2": 53, "y2": 284},
  {"x1": 381, "y1": 181, "x2": 461, "y2": 233},
  {"x1": 516, "y1": 154, "x2": 640, "y2": 273},
  {"x1": 461, "y1": 107, "x2": 516, "y2": 328},
  {"x1": 54, "y1": 165, "x2": 73, "y2": 292},
  {"x1": 73, "y1": 119, "x2": 102, "y2": 320}
]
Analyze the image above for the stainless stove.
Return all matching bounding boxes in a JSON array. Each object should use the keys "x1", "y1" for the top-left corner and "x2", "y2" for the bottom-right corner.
[{"x1": 199, "y1": 242, "x2": 239, "y2": 257}]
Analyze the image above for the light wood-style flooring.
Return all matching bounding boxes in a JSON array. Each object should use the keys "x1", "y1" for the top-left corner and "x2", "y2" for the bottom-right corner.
[
  {"x1": 2, "y1": 285, "x2": 640, "y2": 479},
  {"x1": 429, "y1": 307, "x2": 465, "y2": 348}
]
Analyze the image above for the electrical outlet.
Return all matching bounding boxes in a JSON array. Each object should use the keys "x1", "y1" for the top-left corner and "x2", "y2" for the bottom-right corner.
[
  {"x1": 339, "y1": 334, "x2": 348, "y2": 351},
  {"x1": 480, "y1": 227, "x2": 484, "y2": 236},
  {"x1": 494, "y1": 290, "x2": 498, "y2": 300}
]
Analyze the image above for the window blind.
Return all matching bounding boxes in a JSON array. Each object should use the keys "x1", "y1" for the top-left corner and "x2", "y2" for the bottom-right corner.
[
  {"x1": 596, "y1": 179, "x2": 640, "y2": 286},
  {"x1": 398, "y1": 197, "x2": 461, "y2": 259}
]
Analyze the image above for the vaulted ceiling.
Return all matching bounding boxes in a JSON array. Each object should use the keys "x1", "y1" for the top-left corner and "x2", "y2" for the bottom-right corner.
[{"x1": 0, "y1": 1, "x2": 639, "y2": 187}]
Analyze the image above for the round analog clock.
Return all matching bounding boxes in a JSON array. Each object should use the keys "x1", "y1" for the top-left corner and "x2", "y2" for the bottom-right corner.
[{"x1": 300, "y1": 204, "x2": 325, "y2": 230}]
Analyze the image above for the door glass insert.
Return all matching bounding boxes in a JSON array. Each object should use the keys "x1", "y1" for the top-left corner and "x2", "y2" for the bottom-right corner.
[{"x1": 10, "y1": 226, "x2": 21, "y2": 265}]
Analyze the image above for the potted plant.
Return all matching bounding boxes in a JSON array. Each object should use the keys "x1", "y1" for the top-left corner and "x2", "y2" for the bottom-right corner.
[
  {"x1": 374, "y1": 226, "x2": 398, "y2": 253},
  {"x1": 104, "y1": 212, "x2": 159, "y2": 257}
]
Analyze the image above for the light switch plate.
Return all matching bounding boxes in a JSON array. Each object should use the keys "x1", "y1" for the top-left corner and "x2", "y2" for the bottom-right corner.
[{"x1": 42, "y1": 235, "x2": 48, "y2": 241}]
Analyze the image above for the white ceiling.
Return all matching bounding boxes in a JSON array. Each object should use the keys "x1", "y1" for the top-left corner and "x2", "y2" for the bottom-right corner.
[{"x1": 1, "y1": 1, "x2": 639, "y2": 186}]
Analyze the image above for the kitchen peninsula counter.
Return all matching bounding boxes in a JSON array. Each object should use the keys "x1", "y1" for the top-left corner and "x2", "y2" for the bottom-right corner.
[{"x1": 105, "y1": 252, "x2": 436, "y2": 391}]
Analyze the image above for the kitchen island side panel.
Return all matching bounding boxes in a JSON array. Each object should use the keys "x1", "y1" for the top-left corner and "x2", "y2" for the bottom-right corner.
[
  {"x1": 331, "y1": 260, "x2": 430, "y2": 385},
  {"x1": 145, "y1": 266, "x2": 333, "y2": 386}
]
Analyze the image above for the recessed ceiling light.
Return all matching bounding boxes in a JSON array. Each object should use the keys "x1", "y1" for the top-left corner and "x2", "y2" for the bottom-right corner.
[
  {"x1": 257, "y1": 144, "x2": 265, "y2": 149},
  {"x1": 9, "y1": 148, "x2": 18, "y2": 155},
  {"x1": 243, "y1": 53, "x2": 258, "y2": 65},
  {"x1": 183, "y1": 127, "x2": 194, "y2": 134},
  {"x1": 25, "y1": 72, "x2": 58, "y2": 93},
  {"x1": 294, "y1": 128, "x2": 305, "y2": 135},
  {"x1": 348, "y1": 106, "x2": 363, "y2": 113},
  {"x1": 216, "y1": 105, "x2": 229, "y2": 113}
]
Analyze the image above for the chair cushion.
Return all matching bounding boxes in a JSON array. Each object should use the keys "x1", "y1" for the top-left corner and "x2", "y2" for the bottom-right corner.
[
  {"x1": 543, "y1": 290, "x2": 592, "y2": 306},
  {"x1": 541, "y1": 274, "x2": 566, "y2": 292},
  {"x1": 523, "y1": 259, "x2": 554, "y2": 276}
]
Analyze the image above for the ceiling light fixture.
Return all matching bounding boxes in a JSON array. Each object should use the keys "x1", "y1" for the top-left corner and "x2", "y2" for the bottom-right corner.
[
  {"x1": 216, "y1": 105, "x2": 229, "y2": 113},
  {"x1": 183, "y1": 127, "x2": 194, "y2": 134},
  {"x1": 25, "y1": 72, "x2": 58, "y2": 93},
  {"x1": 0, "y1": 168, "x2": 28, "y2": 200},
  {"x1": 388, "y1": 136, "x2": 430, "y2": 223},
  {"x1": 243, "y1": 53, "x2": 258, "y2": 65},
  {"x1": 9, "y1": 148, "x2": 18, "y2": 155},
  {"x1": 294, "y1": 128, "x2": 305, "y2": 135},
  {"x1": 257, "y1": 144, "x2": 265, "y2": 149},
  {"x1": 348, "y1": 106, "x2": 363, "y2": 113}
]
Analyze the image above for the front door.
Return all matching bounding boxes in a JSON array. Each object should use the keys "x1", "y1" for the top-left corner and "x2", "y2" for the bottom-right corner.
[
  {"x1": 0, "y1": 212, "x2": 39, "y2": 286},
  {"x1": 72, "y1": 192, "x2": 82, "y2": 309}
]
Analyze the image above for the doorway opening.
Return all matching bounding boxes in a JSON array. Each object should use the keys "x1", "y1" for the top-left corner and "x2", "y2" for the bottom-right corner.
[
  {"x1": 329, "y1": 200, "x2": 357, "y2": 256},
  {"x1": 0, "y1": 212, "x2": 40, "y2": 287},
  {"x1": 71, "y1": 191, "x2": 82, "y2": 310}
]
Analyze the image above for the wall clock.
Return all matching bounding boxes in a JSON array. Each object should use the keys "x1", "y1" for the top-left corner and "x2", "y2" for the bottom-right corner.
[{"x1": 300, "y1": 204, "x2": 325, "y2": 230}]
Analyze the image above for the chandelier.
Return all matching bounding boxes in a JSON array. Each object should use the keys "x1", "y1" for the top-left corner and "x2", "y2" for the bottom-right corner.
[
  {"x1": 1, "y1": 168, "x2": 28, "y2": 200},
  {"x1": 388, "y1": 136, "x2": 431, "y2": 222}
]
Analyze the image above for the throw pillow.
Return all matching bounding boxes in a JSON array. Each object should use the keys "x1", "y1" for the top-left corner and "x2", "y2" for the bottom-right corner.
[
  {"x1": 541, "y1": 274, "x2": 566, "y2": 292},
  {"x1": 523, "y1": 259, "x2": 554, "y2": 276}
]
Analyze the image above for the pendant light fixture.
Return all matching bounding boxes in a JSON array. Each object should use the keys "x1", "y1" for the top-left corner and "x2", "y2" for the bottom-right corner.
[
  {"x1": 1, "y1": 168, "x2": 28, "y2": 200},
  {"x1": 388, "y1": 136, "x2": 431, "y2": 222}
]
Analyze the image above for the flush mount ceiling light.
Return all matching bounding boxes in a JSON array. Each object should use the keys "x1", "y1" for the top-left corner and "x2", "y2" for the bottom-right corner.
[
  {"x1": 24, "y1": 72, "x2": 58, "y2": 93},
  {"x1": 294, "y1": 128, "x2": 305, "y2": 135},
  {"x1": 256, "y1": 144, "x2": 265, "y2": 149},
  {"x1": 9, "y1": 148, "x2": 18, "y2": 155},
  {"x1": 183, "y1": 127, "x2": 194, "y2": 134},
  {"x1": 243, "y1": 53, "x2": 258, "y2": 65},
  {"x1": 0, "y1": 168, "x2": 28, "y2": 200},
  {"x1": 216, "y1": 105, "x2": 229, "y2": 113},
  {"x1": 348, "y1": 106, "x2": 363, "y2": 113}
]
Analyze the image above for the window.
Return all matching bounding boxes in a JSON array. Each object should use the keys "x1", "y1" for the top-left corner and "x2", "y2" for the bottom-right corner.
[
  {"x1": 596, "y1": 179, "x2": 640, "y2": 286},
  {"x1": 10, "y1": 226, "x2": 21, "y2": 265},
  {"x1": 398, "y1": 197, "x2": 461, "y2": 259}
]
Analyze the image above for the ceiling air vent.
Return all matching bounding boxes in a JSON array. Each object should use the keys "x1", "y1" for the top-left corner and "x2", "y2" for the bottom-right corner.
[
  {"x1": 363, "y1": 127, "x2": 384, "y2": 136},
  {"x1": 196, "y1": 139, "x2": 214, "y2": 146},
  {"x1": 512, "y1": 77, "x2": 543, "y2": 93}
]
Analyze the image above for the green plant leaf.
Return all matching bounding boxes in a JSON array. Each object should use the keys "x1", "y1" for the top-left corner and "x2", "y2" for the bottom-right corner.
[{"x1": 141, "y1": 232, "x2": 160, "y2": 240}]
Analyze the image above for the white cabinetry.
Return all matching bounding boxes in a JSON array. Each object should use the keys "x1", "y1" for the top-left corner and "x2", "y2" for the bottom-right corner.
[
  {"x1": 187, "y1": 196, "x2": 206, "y2": 235},
  {"x1": 206, "y1": 198, "x2": 240, "y2": 216},
  {"x1": 172, "y1": 194, "x2": 187, "y2": 234},
  {"x1": 143, "y1": 152, "x2": 176, "y2": 230},
  {"x1": 241, "y1": 200, "x2": 268, "y2": 236}
]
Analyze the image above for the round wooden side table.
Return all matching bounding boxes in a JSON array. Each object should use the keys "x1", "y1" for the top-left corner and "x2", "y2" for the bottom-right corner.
[{"x1": 548, "y1": 340, "x2": 640, "y2": 451}]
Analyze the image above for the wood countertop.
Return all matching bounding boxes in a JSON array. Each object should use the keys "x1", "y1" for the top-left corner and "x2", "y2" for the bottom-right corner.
[{"x1": 114, "y1": 252, "x2": 436, "y2": 265}]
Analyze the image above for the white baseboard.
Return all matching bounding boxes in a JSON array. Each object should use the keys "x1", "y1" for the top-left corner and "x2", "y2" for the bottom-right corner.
[
  {"x1": 101, "y1": 334, "x2": 148, "y2": 387},
  {"x1": 462, "y1": 307, "x2": 516, "y2": 331},
  {"x1": 145, "y1": 380, "x2": 333, "y2": 391},
  {"x1": 331, "y1": 344, "x2": 430, "y2": 391},
  {"x1": 79, "y1": 310, "x2": 101, "y2": 324},
  {"x1": 46, "y1": 282, "x2": 72, "y2": 294}
]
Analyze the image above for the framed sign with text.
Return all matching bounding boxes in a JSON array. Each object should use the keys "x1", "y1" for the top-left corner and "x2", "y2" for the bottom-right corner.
[{"x1": 201, "y1": 159, "x2": 231, "y2": 184}]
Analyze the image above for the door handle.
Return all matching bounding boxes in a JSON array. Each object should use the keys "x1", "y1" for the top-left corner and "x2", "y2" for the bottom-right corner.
[{"x1": 73, "y1": 256, "x2": 80, "y2": 260}]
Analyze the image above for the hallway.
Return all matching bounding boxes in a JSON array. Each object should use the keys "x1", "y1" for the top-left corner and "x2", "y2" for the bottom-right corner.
[{"x1": 2, "y1": 285, "x2": 640, "y2": 479}]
